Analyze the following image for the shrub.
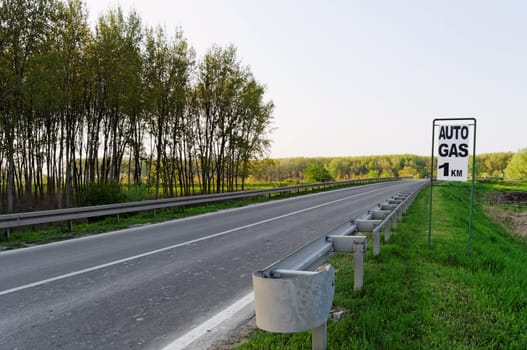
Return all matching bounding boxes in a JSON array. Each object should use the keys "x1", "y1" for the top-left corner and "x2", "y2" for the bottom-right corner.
[{"x1": 77, "y1": 182, "x2": 125, "y2": 206}]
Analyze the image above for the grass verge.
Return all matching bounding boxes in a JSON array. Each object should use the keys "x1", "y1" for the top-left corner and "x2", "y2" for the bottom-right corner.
[{"x1": 237, "y1": 182, "x2": 527, "y2": 349}]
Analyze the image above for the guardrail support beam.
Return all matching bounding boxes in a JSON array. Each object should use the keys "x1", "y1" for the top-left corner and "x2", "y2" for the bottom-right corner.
[
  {"x1": 327, "y1": 235, "x2": 367, "y2": 290},
  {"x1": 354, "y1": 240, "x2": 366, "y2": 290},
  {"x1": 355, "y1": 220, "x2": 381, "y2": 256},
  {"x1": 312, "y1": 322, "x2": 327, "y2": 350},
  {"x1": 384, "y1": 220, "x2": 391, "y2": 242},
  {"x1": 372, "y1": 230, "x2": 380, "y2": 256}
]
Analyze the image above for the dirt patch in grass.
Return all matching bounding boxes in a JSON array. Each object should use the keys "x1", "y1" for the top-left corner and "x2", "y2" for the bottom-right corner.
[
  {"x1": 486, "y1": 191, "x2": 527, "y2": 204},
  {"x1": 483, "y1": 191, "x2": 527, "y2": 239}
]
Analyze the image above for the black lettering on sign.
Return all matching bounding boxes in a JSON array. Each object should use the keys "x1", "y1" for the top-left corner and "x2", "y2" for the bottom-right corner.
[
  {"x1": 438, "y1": 143, "x2": 469, "y2": 157},
  {"x1": 458, "y1": 143, "x2": 468, "y2": 157},
  {"x1": 438, "y1": 143, "x2": 449, "y2": 157},
  {"x1": 438, "y1": 162, "x2": 449, "y2": 176},
  {"x1": 438, "y1": 125, "x2": 469, "y2": 140}
]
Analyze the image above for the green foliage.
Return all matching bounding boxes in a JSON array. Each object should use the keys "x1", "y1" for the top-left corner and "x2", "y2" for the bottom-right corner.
[
  {"x1": 504, "y1": 148, "x2": 527, "y2": 181},
  {"x1": 305, "y1": 163, "x2": 334, "y2": 183},
  {"x1": 251, "y1": 155, "x2": 431, "y2": 183},
  {"x1": 249, "y1": 153, "x2": 513, "y2": 184},
  {"x1": 0, "y1": 0, "x2": 274, "y2": 213},
  {"x1": 78, "y1": 183, "x2": 124, "y2": 206},
  {"x1": 475, "y1": 152, "x2": 513, "y2": 178},
  {"x1": 238, "y1": 182, "x2": 527, "y2": 349}
]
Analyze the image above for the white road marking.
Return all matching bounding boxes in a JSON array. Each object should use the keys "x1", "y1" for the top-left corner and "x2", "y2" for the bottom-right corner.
[
  {"x1": 161, "y1": 292, "x2": 255, "y2": 350},
  {"x1": 0, "y1": 187, "x2": 380, "y2": 297}
]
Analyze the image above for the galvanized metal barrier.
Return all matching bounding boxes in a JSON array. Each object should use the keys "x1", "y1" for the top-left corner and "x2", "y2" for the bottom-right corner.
[
  {"x1": 1, "y1": 177, "x2": 405, "y2": 237},
  {"x1": 252, "y1": 182, "x2": 426, "y2": 350}
]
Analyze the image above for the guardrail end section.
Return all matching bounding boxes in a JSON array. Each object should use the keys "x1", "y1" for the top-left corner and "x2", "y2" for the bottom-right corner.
[{"x1": 252, "y1": 264, "x2": 335, "y2": 334}]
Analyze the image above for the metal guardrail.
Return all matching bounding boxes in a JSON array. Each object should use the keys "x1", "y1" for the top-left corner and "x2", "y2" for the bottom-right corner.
[
  {"x1": 252, "y1": 180, "x2": 427, "y2": 350},
  {"x1": 0, "y1": 177, "x2": 406, "y2": 233}
]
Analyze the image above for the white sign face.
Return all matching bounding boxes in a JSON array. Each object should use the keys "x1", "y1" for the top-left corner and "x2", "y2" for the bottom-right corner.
[{"x1": 436, "y1": 124, "x2": 470, "y2": 181}]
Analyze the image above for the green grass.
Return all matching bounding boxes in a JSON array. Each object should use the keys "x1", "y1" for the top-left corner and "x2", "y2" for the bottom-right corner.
[
  {"x1": 476, "y1": 179, "x2": 527, "y2": 192},
  {"x1": 237, "y1": 182, "x2": 527, "y2": 349}
]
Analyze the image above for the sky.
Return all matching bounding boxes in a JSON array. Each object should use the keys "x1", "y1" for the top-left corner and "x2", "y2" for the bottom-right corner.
[{"x1": 84, "y1": 0, "x2": 527, "y2": 158}]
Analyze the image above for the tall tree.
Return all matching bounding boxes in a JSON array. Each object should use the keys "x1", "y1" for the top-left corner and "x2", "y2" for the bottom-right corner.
[
  {"x1": 90, "y1": 7, "x2": 143, "y2": 184},
  {"x1": 0, "y1": 0, "x2": 58, "y2": 212},
  {"x1": 55, "y1": 0, "x2": 91, "y2": 207},
  {"x1": 0, "y1": 1, "x2": 274, "y2": 213},
  {"x1": 193, "y1": 45, "x2": 272, "y2": 193},
  {"x1": 504, "y1": 148, "x2": 527, "y2": 181},
  {"x1": 143, "y1": 27, "x2": 194, "y2": 198}
]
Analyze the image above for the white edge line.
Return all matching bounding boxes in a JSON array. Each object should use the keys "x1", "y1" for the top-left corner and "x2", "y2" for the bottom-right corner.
[
  {"x1": 161, "y1": 292, "x2": 255, "y2": 350},
  {"x1": 0, "y1": 187, "x2": 382, "y2": 297}
]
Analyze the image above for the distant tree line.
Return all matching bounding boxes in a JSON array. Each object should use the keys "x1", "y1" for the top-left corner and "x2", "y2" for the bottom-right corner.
[
  {"x1": 249, "y1": 152, "x2": 515, "y2": 183},
  {"x1": 250, "y1": 155, "x2": 431, "y2": 183},
  {"x1": 0, "y1": 0, "x2": 273, "y2": 213}
]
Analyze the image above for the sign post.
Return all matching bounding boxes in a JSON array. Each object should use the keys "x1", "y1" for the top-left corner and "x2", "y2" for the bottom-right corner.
[{"x1": 428, "y1": 118, "x2": 477, "y2": 254}]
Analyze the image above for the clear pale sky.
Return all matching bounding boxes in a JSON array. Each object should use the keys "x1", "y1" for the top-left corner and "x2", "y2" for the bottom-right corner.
[{"x1": 84, "y1": 0, "x2": 527, "y2": 158}]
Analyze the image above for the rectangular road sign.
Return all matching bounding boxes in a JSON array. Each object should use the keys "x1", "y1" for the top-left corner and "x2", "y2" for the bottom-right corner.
[
  {"x1": 436, "y1": 124, "x2": 470, "y2": 181},
  {"x1": 429, "y1": 117, "x2": 477, "y2": 255}
]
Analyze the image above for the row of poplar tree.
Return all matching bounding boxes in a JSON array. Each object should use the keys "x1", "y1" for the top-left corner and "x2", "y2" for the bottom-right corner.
[{"x1": 0, "y1": 0, "x2": 274, "y2": 213}]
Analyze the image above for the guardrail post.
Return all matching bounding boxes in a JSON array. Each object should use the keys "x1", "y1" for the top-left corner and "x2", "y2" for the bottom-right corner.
[
  {"x1": 373, "y1": 230, "x2": 380, "y2": 256},
  {"x1": 327, "y1": 235, "x2": 367, "y2": 290},
  {"x1": 116, "y1": 214, "x2": 120, "y2": 224},
  {"x1": 403, "y1": 195, "x2": 413, "y2": 214},
  {"x1": 5, "y1": 228, "x2": 10, "y2": 240},
  {"x1": 356, "y1": 220, "x2": 381, "y2": 256},
  {"x1": 312, "y1": 322, "x2": 327, "y2": 350},
  {"x1": 384, "y1": 220, "x2": 391, "y2": 242},
  {"x1": 391, "y1": 213, "x2": 398, "y2": 230},
  {"x1": 403, "y1": 200, "x2": 410, "y2": 214},
  {"x1": 68, "y1": 220, "x2": 73, "y2": 233},
  {"x1": 353, "y1": 240, "x2": 365, "y2": 290}
]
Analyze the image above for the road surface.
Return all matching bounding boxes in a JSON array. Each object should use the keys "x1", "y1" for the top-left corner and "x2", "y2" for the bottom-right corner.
[{"x1": 0, "y1": 180, "x2": 425, "y2": 349}]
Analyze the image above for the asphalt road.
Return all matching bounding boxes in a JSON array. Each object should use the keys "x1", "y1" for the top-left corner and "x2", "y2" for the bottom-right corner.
[{"x1": 0, "y1": 180, "x2": 426, "y2": 350}]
